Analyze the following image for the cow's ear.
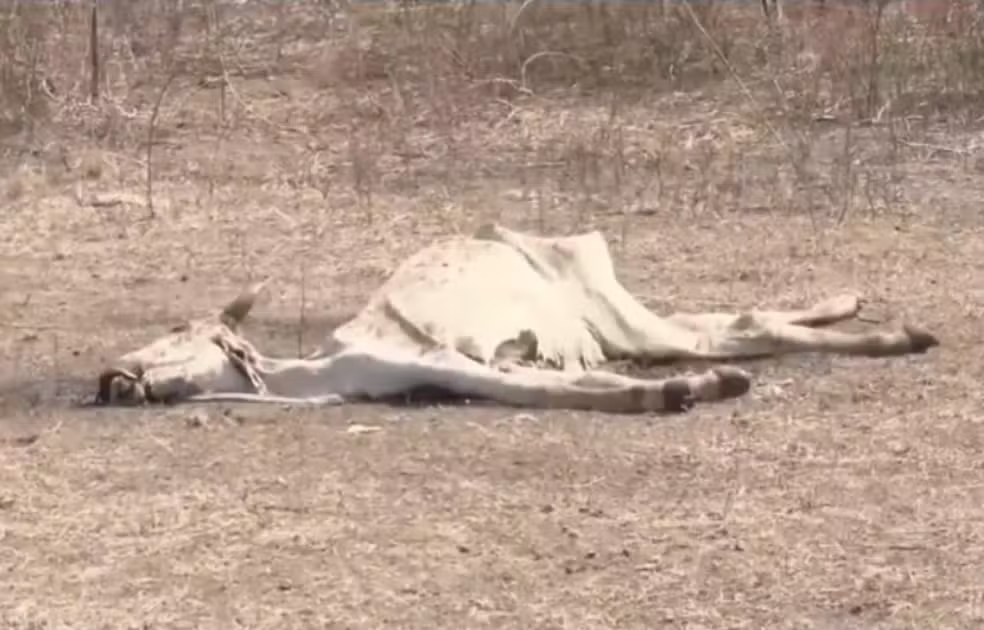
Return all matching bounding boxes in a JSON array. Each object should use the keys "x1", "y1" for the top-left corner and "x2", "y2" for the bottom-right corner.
[{"x1": 220, "y1": 279, "x2": 268, "y2": 329}]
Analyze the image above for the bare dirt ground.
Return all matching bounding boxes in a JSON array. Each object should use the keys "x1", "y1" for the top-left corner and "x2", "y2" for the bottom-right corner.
[{"x1": 2, "y1": 2, "x2": 984, "y2": 628}]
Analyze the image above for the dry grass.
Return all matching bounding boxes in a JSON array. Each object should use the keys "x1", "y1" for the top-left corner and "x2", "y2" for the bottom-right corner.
[{"x1": 2, "y1": 0, "x2": 984, "y2": 627}]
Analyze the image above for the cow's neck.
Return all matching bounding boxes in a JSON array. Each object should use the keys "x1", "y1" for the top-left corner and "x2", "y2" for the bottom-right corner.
[{"x1": 251, "y1": 355, "x2": 335, "y2": 399}]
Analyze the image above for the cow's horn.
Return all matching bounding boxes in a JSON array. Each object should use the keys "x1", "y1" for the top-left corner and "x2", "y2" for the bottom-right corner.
[{"x1": 221, "y1": 279, "x2": 268, "y2": 328}]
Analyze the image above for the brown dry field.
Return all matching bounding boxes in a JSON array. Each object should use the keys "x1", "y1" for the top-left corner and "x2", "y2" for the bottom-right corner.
[{"x1": 1, "y1": 2, "x2": 984, "y2": 628}]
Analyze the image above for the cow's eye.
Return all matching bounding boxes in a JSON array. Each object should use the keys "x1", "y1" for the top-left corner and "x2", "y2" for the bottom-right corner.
[{"x1": 170, "y1": 323, "x2": 190, "y2": 333}]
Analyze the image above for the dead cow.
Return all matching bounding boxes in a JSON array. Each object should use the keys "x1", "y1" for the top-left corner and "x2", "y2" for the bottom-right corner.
[{"x1": 95, "y1": 224, "x2": 939, "y2": 413}]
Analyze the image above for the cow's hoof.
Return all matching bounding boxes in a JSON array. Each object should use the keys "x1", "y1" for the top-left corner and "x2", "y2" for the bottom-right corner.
[
  {"x1": 904, "y1": 324, "x2": 939, "y2": 353},
  {"x1": 712, "y1": 366, "x2": 752, "y2": 399},
  {"x1": 662, "y1": 379, "x2": 695, "y2": 413}
]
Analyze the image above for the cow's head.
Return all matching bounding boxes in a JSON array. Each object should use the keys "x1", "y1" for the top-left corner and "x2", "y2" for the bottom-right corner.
[{"x1": 95, "y1": 282, "x2": 268, "y2": 405}]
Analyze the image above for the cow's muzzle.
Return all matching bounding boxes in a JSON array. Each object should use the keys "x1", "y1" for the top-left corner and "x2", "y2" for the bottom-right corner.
[{"x1": 95, "y1": 366, "x2": 145, "y2": 405}]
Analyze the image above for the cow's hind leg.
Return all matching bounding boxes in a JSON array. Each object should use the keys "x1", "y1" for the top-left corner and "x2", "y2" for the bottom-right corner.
[
  {"x1": 669, "y1": 294, "x2": 862, "y2": 333},
  {"x1": 708, "y1": 315, "x2": 939, "y2": 359},
  {"x1": 760, "y1": 293, "x2": 862, "y2": 327}
]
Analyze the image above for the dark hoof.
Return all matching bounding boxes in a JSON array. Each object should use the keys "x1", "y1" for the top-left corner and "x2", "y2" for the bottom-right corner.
[
  {"x1": 662, "y1": 379, "x2": 695, "y2": 413},
  {"x1": 713, "y1": 366, "x2": 752, "y2": 399},
  {"x1": 903, "y1": 325, "x2": 940, "y2": 353}
]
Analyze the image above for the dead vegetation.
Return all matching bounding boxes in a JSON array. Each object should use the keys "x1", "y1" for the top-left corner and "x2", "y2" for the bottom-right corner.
[{"x1": 1, "y1": 0, "x2": 983, "y2": 627}]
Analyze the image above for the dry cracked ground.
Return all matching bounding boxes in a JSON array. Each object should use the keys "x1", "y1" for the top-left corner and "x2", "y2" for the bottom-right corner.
[{"x1": 2, "y1": 45, "x2": 984, "y2": 630}]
